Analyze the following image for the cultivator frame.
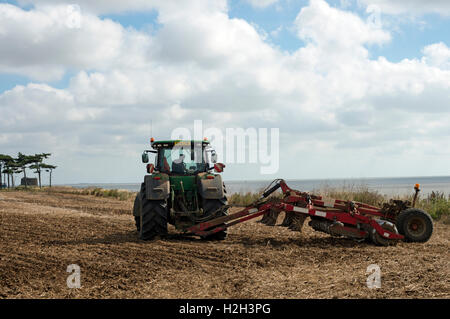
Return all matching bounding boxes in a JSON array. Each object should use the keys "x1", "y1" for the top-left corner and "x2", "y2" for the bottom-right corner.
[{"x1": 186, "y1": 179, "x2": 432, "y2": 246}]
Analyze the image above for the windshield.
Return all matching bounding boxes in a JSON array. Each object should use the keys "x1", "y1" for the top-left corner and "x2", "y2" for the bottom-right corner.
[{"x1": 157, "y1": 147, "x2": 209, "y2": 174}]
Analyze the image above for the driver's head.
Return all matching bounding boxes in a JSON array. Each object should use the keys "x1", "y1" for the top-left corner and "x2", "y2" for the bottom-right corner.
[{"x1": 179, "y1": 154, "x2": 185, "y2": 161}]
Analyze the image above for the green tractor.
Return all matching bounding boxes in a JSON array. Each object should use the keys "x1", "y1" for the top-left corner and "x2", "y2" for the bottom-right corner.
[{"x1": 133, "y1": 139, "x2": 228, "y2": 240}]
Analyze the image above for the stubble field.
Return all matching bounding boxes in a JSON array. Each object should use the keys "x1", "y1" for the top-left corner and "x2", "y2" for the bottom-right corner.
[{"x1": 0, "y1": 190, "x2": 448, "y2": 298}]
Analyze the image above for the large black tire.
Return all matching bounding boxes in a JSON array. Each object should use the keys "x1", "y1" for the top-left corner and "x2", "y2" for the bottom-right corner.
[
  {"x1": 396, "y1": 208, "x2": 433, "y2": 243},
  {"x1": 140, "y1": 191, "x2": 168, "y2": 240},
  {"x1": 395, "y1": 209, "x2": 408, "y2": 235},
  {"x1": 202, "y1": 199, "x2": 228, "y2": 241},
  {"x1": 133, "y1": 194, "x2": 141, "y2": 231},
  {"x1": 201, "y1": 183, "x2": 228, "y2": 241}
]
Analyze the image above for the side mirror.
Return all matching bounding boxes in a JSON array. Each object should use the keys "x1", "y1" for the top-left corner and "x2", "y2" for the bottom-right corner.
[
  {"x1": 211, "y1": 151, "x2": 218, "y2": 163},
  {"x1": 142, "y1": 152, "x2": 149, "y2": 163},
  {"x1": 214, "y1": 163, "x2": 225, "y2": 173},
  {"x1": 146, "y1": 163, "x2": 155, "y2": 174}
]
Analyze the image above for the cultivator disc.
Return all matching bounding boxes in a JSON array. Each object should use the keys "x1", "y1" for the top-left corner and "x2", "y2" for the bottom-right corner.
[
  {"x1": 370, "y1": 221, "x2": 399, "y2": 246},
  {"x1": 258, "y1": 210, "x2": 280, "y2": 226},
  {"x1": 259, "y1": 210, "x2": 307, "y2": 232},
  {"x1": 287, "y1": 214, "x2": 307, "y2": 232},
  {"x1": 280, "y1": 211, "x2": 294, "y2": 226}
]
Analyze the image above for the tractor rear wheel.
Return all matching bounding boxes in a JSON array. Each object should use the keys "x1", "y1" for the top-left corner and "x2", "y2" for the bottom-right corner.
[
  {"x1": 133, "y1": 193, "x2": 141, "y2": 231},
  {"x1": 202, "y1": 199, "x2": 228, "y2": 240},
  {"x1": 135, "y1": 216, "x2": 140, "y2": 232},
  {"x1": 396, "y1": 208, "x2": 433, "y2": 242},
  {"x1": 140, "y1": 189, "x2": 168, "y2": 240}
]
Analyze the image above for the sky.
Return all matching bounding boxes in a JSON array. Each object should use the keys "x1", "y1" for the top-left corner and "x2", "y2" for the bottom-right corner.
[{"x1": 0, "y1": 0, "x2": 449, "y2": 184}]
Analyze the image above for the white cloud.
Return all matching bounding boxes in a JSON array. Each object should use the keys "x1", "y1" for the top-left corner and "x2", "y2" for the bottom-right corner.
[
  {"x1": 359, "y1": 0, "x2": 450, "y2": 16},
  {"x1": 244, "y1": 0, "x2": 279, "y2": 9},
  {"x1": 17, "y1": 0, "x2": 156, "y2": 14},
  {"x1": 17, "y1": 0, "x2": 228, "y2": 15},
  {"x1": 422, "y1": 42, "x2": 450, "y2": 69},
  {"x1": 295, "y1": 0, "x2": 391, "y2": 51},
  {"x1": 0, "y1": 3, "x2": 152, "y2": 81},
  {"x1": 1, "y1": 0, "x2": 449, "y2": 182}
]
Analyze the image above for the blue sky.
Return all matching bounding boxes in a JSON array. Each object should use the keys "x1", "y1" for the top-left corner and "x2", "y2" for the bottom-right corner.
[
  {"x1": 0, "y1": 0, "x2": 449, "y2": 184},
  {"x1": 100, "y1": 10, "x2": 161, "y2": 33}
]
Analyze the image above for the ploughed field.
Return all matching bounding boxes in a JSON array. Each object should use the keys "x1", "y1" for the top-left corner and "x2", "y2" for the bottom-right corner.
[{"x1": 0, "y1": 190, "x2": 449, "y2": 298}]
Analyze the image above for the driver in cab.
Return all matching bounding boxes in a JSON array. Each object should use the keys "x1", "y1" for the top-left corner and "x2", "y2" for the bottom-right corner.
[{"x1": 172, "y1": 153, "x2": 187, "y2": 174}]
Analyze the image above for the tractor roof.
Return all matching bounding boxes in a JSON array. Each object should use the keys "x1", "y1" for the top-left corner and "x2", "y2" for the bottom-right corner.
[{"x1": 151, "y1": 139, "x2": 210, "y2": 149}]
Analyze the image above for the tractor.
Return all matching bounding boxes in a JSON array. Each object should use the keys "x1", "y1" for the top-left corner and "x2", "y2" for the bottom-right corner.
[
  {"x1": 132, "y1": 139, "x2": 434, "y2": 246},
  {"x1": 133, "y1": 139, "x2": 228, "y2": 240}
]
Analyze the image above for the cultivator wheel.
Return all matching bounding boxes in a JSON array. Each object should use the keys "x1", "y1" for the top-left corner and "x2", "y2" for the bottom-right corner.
[
  {"x1": 370, "y1": 221, "x2": 398, "y2": 246},
  {"x1": 396, "y1": 208, "x2": 433, "y2": 242}
]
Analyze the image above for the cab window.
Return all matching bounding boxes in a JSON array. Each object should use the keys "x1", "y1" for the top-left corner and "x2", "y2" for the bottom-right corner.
[{"x1": 158, "y1": 147, "x2": 208, "y2": 174}]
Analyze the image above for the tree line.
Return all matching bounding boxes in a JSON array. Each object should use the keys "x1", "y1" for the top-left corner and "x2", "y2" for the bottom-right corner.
[{"x1": 0, "y1": 153, "x2": 57, "y2": 189}]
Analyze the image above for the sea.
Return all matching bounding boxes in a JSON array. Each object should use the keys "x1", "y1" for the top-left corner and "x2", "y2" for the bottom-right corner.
[{"x1": 66, "y1": 175, "x2": 450, "y2": 197}]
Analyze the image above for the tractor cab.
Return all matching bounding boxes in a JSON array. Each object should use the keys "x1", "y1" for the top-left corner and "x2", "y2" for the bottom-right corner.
[
  {"x1": 142, "y1": 139, "x2": 222, "y2": 175},
  {"x1": 135, "y1": 139, "x2": 228, "y2": 240}
]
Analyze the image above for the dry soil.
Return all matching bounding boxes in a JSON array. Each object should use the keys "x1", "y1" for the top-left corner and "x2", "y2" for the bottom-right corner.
[{"x1": 0, "y1": 190, "x2": 448, "y2": 298}]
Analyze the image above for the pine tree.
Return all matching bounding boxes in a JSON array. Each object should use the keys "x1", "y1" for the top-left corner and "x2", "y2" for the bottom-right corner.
[
  {"x1": 0, "y1": 154, "x2": 13, "y2": 188},
  {"x1": 41, "y1": 164, "x2": 57, "y2": 187},
  {"x1": 29, "y1": 153, "x2": 51, "y2": 188},
  {"x1": 17, "y1": 153, "x2": 35, "y2": 188}
]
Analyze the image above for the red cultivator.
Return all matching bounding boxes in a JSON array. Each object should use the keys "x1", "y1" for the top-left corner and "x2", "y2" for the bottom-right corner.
[{"x1": 186, "y1": 179, "x2": 434, "y2": 246}]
